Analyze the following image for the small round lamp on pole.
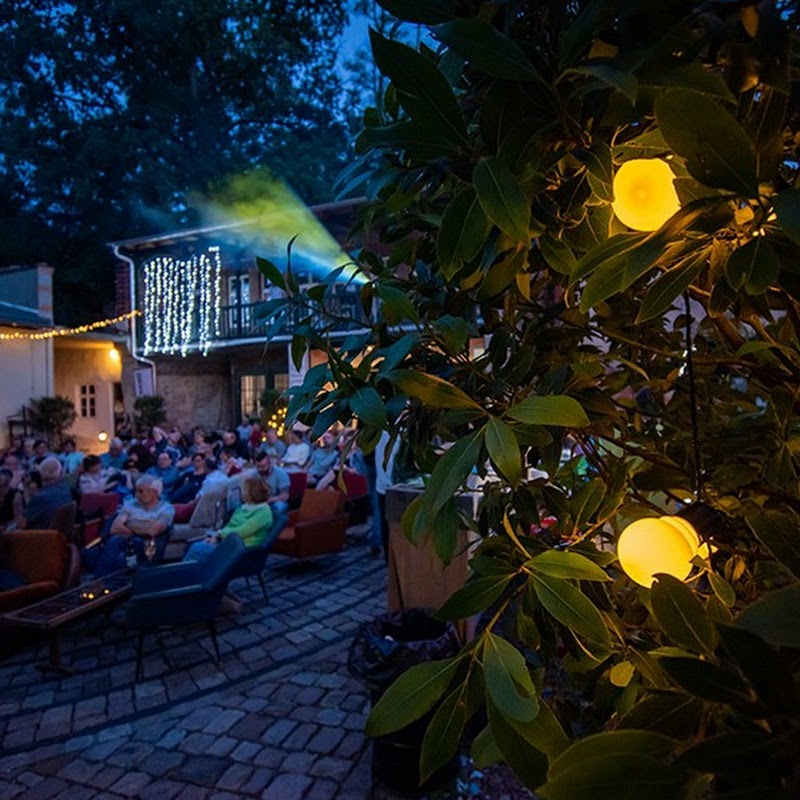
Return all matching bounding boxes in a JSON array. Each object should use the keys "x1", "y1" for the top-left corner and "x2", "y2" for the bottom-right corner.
[{"x1": 612, "y1": 158, "x2": 680, "y2": 232}]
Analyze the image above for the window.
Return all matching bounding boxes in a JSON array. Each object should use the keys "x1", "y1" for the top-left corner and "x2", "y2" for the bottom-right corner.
[
  {"x1": 240, "y1": 374, "x2": 266, "y2": 420},
  {"x1": 79, "y1": 384, "x2": 96, "y2": 418}
]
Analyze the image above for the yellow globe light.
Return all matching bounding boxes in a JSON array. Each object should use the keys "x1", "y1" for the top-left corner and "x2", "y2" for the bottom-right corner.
[
  {"x1": 617, "y1": 515, "x2": 701, "y2": 587},
  {"x1": 108, "y1": 346, "x2": 121, "y2": 363},
  {"x1": 98, "y1": 430, "x2": 109, "y2": 443},
  {"x1": 612, "y1": 159, "x2": 680, "y2": 232}
]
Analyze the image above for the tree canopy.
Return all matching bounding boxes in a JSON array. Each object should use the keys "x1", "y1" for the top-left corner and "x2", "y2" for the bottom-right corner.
[{"x1": 0, "y1": 0, "x2": 353, "y2": 321}]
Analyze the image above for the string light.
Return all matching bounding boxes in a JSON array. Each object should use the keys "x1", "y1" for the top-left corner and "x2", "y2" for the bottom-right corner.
[
  {"x1": 142, "y1": 247, "x2": 223, "y2": 356},
  {"x1": 0, "y1": 311, "x2": 140, "y2": 341}
]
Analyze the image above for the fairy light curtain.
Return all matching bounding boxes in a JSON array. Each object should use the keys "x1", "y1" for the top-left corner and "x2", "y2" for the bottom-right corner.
[{"x1": 142, "y1": 247, "x2": 223, "y2": 356}]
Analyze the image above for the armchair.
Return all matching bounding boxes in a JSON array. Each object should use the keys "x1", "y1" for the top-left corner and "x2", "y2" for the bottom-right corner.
[
  {"x1": 164, "y1": 485, "x2": 227, "y2": 561},
  {"x1": 270, "y1": 489, "x2": 350, "y2": 560},
  {"x1": 120, "y1": 533, "x2": 246, "y2": 681}
]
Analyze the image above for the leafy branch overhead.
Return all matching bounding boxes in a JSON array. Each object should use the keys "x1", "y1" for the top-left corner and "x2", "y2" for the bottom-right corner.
[{"x1": 266, "y1": 0, "x2": 800, "y2": 796}]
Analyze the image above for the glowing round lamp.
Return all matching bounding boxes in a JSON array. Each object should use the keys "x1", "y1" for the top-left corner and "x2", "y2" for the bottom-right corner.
[
  {"x1": 108, "y1": 346, "x2": 120, "y2": 363},
  {"x1": 98, "y1": 430, "x2": 109, "y2": 443},
  {"x1": 617, "y1": 515, "x2": 700, "y2": 587},
  {"x1": 612, "y1": 159, "x2": 680, "y2": 232}
]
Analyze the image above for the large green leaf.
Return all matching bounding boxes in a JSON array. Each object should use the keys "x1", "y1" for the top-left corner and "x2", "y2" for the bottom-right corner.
[
  {"x1": 427, "y1": 430, "x2": 484, "y2": 512},
  {"x1": 655, "y1": 89, "x2": 758, "y2": 195},
  {"x1": 563, "y1": 65, "x2": 638, "y2": 103},
  {"x1": 487, "y1": 698, "x2": 549, "y2": 790},
  {"x1": 734, "y1": 583, "x2": 800, "y2": 648},
  {"x1": 571, "y1": 232, "x2": 650, "y2": 282},
  {"x1": 375, "y1": 0, "x2": 455, "y2": 24},
  {"x1": 349, "y1": 386, "x2": 386, "y2": 429},
  {"x1": 255, "y1": 256, "x2": 286, "y2": 291},
  {"x1": 539, "y1": 235, "x2": 577, "y2": 275},
  {"x1": 433, "y1": 19, "x2": 543, "y2": 82},
  {"x1": 366, "y1": 657, "x2": 462, "y2": 737},
  {"x1": 473, "y1": 156, "x2": 531, "y2": 242},
  {"x1": 617, "y1": 693, "x2": 703, "y2": 739},
  {"x1": 437, "y1": 573, "x2": 513, "y2": 620},
  {"x1": 485, "y1": 416, "x2": 522, "y2": 488},
  {"x1": 471, "y1": 724, "x2": 503, "y2": 768},
  {"x1": 579, "y1": 236, "x2": 667, "y2": 312},
  {"x1": 357, "y1": 120, "x2": 459, "y2": 160},
  {"x1": 640, "y1": 64, "x2": 735, "y2": 101},
  {"x1": 531, "y1": 573, "x2": 610, "y2": 645},
  {"x1": 369, "y1": 29, "x2": 467, "y2": 147},
  {"x1": 659, "y1": 657, "x2": 753, "y2": 705},
  {"x1": 528, "y1": 550, "x2": 611, "y2": 582},
  {"x1": 637, "y1": 254, "x2": 704, "y2": 323},
  {"x1": 725, "y1": 237, "x2": 781, "y2": 294},
  {"x1": 506, "y1": 395, "x2": 589, "y2": 427},
  {"x1": 392, "y1": 370, "x2": 482, "y2": 409},
  {"x1": 746, "y1": 510, "x2": 800, "y2": 579},
  {"x1": 483, "y1": 632, "x2": 539, "y2": 722},
  {"x1": 541, "y1": 731, "x2": 684, "y2": 800},
  {"x1": 419, "y1": 684, "x2": 468, "y2": 783},
  {"x1": 437, "y1": 189, "x2": 491, "y2": 279},
  {"x1": 773, "y1": 189, "x2": 800, "y2": 247},
  {"x1": 509, "y1": 700, "x2": 570, "y2": 759},
  {"x1": 651, "y1": 574, "x2": 715, "y2": 656}
]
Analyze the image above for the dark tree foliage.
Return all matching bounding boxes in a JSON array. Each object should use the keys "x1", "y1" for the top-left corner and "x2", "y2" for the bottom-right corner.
[{"x1": 0, "y1": 0, "x2": 352, "y2": 322}]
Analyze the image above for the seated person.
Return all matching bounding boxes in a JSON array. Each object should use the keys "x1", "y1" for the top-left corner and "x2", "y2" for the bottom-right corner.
[
  {"x1": 306, "y1": 431, "x2": 340, "y2": 487},
  {"x1": 216, "y1": 428, "x2": 249, "y2": 461},
  {"x1": 259, "y1": 426, "x2": 286, "y2": 460},
  {"x1": 316, "y1": 428, "x2": 367, "y2": 491},
  {"x1": 146, "y1": 451, "x2": 181, "y2": 495},
  {"x1": 93, "y1": 475, "x2": 175, "y2": 573},
  {"x1": 0, "y1": 468, "x2": 24, "y2": 532},
  {"x1": 99, "y1": 437, "x2": 128, "y2": 471},
  {"x1": 281, "y1": 429, "x2": 311, "y2": 471},
  {"x1": 20, "y1": 457, "x2": 72, "y2": 529},
  {"x1": 183, "y1": 477, "x2": 273, "y2": 562},
  {"x1": 58, "y1": 439, "x2": 85, "y2": 475},
  {"x1": 168, "y1": 454, "x2": 211, "y2": 504},
  {"x1": 253, "y1": 452, "x2": 289, "y2": 543},
  {"x1": 78, "y1": 454, "x2": 116, "y2": 494}
]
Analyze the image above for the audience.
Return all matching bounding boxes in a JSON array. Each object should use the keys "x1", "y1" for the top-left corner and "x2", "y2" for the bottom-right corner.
[
  {"x1": 99, "y1": 437, "x2": 128, "y2": 471},
  {"x1": 253, "y1": 452, "x2": 289, "y2": 544},
  {"x1": 20, "y1": 457, "x2": 72, "y2": 529},
  {"x1": 146, "y1": 451, "x2": 181, "y2": 495},
  {"x1": 281, "y1": 428, "x2": 311, "y2": 471},
  {"x1": 0, "y1": 469, "x2": 24, "y2": 531},
  {"x1": 306, "y1": 431, "x2": 340, "y2": 487}
]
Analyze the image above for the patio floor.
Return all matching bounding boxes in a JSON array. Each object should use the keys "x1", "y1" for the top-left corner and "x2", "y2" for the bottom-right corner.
[{"x1": 0, "y1": 530, "x2": 391, "y2": 799}]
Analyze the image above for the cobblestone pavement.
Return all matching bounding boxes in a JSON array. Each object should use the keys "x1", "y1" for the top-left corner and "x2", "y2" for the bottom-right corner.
[{"x1": 0, "y1": 534, "x2": 392, "y2": 800}]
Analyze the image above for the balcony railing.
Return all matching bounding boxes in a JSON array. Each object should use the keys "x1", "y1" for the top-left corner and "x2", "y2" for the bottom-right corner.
[{"x1": 136, "y1": 290, "x2": 370, "y2": 356}]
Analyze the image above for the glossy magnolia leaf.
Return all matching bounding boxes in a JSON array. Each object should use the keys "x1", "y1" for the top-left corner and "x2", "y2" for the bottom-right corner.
[
  {"x1": 531, "y1": 573, "x2": 610, "y2": 646},
  {"x1": 506, "y1": 395, "x2": 589, "y2": 427},
  {"x1": 564, "y1": 65, "x2": 638, "y2": 103},
  {"x1": 773, "y1": 189, "x2": 800, "y2": 247},
  {"x1": 375, "y1": 0, "x2": 455, "y2": 24},
  {"x1": 571, "y1": 232, "x2": 649, "y2": 282},
  {"x1": 538, "y1": 234, "x2": 577, "y2": 275},
  {"x1": 640, "y1": 63, "x2": 735, "y2": 102},
  {"x1": 637, "y1": 254, "x2": 704, "y2": 322},
  {"x1": 487, "y1": 698, "x2": 549, "y2": 790},
  {"x1": 655, "y1": 89, "x2": 758, "y2": 195},
  {"x1": 527, "y1": 550, "x2": 610, "y2": 582},
  {"x1": 485, "y1": 416, "x2": 522, "y2": 488},
  {"x1": 392, "y1": 370, "x2": 481, "y2": 409},
  {"x1": 255, "y1": 256, "x2": 286, "y2": 291},
  {"x1": 734, "y1": 583, "x2": 800, "y2": 648},
  {"x1": 651, "y1": 574, "x2": 715, "y2": 655},
  {"x1": 579, "y1": 236, "x2": 667, "y2": 313},
  {"x1": 376, "y1": 333, "x2": 418, "y2": 378},
  {"x1": 746, "y1": 510, "x2": 800, "y2": 579},
  {"x1": 427, "y1": 430, "x2": 484, "y2": 512},
  {"x1": 432, "y1": 497, "x2": 459, "y2": 565},
  {"x1": 377, "y1": 284, "x2": 418, "y2": 324},
  {"x1": 433, "y1": 19, "x2": 543, "y2": 82},
  {"x1": 357, "y1": 120, "x2": 459, "y2": 160},
  {"x1": 725, "y1": 237, "x2": 781, "y2": 295},
  {"x1": 369, "y1": 29, "x2": 467, "y2": 147},
  {"x1": 400, "y1": 493, "x2": 427, "y2": 540},
  {"x1": 437, "y1": 189, "x2": 491, "y2": 279},
  {"x1": 717, "y1": 624, "x2": 798, "y2": 712},
  {"x1": 349, "y1": 386, "x2": 386, "y2": 429},
  {"x1": 477, "y1": 248, "x2": 527, "y2": 300},
  {"x1": 571, "y1": 477, "x2": 607, "y2": 529},
  {"x1": 509, "y1": 699, "x2": 570, "y2": 759},
  {"x1": 576, "y1": 142, "x2": 614, "y2": 202},
  {"x1": 659, "y1": 657, "x2": 752, "y2": 705},
  {"x1": 484, "y1": 632, "x2": 539, "y2": 722},
  {"x1": 617, "y1": 693, "x2": 703, "y2": 739},
  {"x1": 610, "y1": 661, "x2": 635, "y2": 687},
  {"x1": 435, "y1": 315, "x2": 470, "y2": 356},
  {"x1": 365, "y1": 657, "x2": 462, "y2": 737},
  {"x1": 548, "y1": 730, "x2": 677, "y2": 779},
  {"x1": 419, "y1": 684, "x2": 468, "y2": 783},
  {"x1": 437, "y1": 573, "x2": 513, "y2": 620},
  {"x1": 707, "y1": 571, "x2": 736, "y2": 607},
  {"x1": 473, "y1": 156, "x2": 531, "y2": 242},
  {"x1": 471, "y1": 724, "x2": 503, "y2": 767}
]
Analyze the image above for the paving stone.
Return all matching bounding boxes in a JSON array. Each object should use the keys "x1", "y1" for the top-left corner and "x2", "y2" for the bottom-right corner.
[
  {"x1": 204, "y1": 736, "x2": 238, "y2": 758},
  {"x1": 216, "y1": 763, "x2": 253, "y2": 791},
  {"x1": 85, "y1": 765, "x2": 125, "y2": 789},
  {"x1": 260, "y1": 718, "x2": 296, "y2": 746},
  {"x1": 172, "y1": 756, "x2": 228, "y2": 787},
  {"x1": 228, "y1": 714, "x2": 269, "y2": 739},
  {"x1": 239, "y1": 767, "x2": 274, "y2": 795},
  {"x1": 109, "y1": 770, "x2": 153, "y2": 797},
  {"x1": 137, "y1": 749, "x2": 185, "y2": 777},
  {"x1": 260, "y1": 772, "x2": 313, "y2": 800},
  {"x1": 173, "y1": 786, "x2": 210, "y2": 800},
  {"x1": 14, "y1": 777, "x2": 69, "y2": 799},
  {"x1": 336, "y1": 731, "x2": 366, "y2": 760},
  {"x1": 309, "y1": 756, "x2": 352, "y2": 782},
  {"x1": 138, "y1": 779, "x2": 186, "y2": 800},
  {"x1": 179, "y1": 733, "x2": 216, "y2": 755},
  {"x1": 308, "y1": 726, "x2": 346, "y2": 755},
  {"x1": 280, "y1": 751, "x2": 316, "y2": 773},
  {"x1": 202, "y1": 709, "x2": 246, "y2": 736},
  {"x1": 251, "y1": 747, "x2": 285, "y2": 769},
  {"x1": 316, "y1": 707, "x2": 348, "y2": 726},
  {"x1": 156, "y1": 728, "x2": 187, "y2": 749},
  {"x1": 229, "y1": 741, "x2": 261, "y2": 762},
  {"x1": 56, "y1": 758, "x2": 101, "y2": 782},
  {"x1": 52, "y1": 785, "x2": 96, "y2": 800},
  {"x1": 106, "y1": 741, "x2": 156, "y2": 768},
  {"x1": 305, "y1": 777, "x2": 342, "y2": 800},
  {"x1": 281, "y1": 721, "x2": 317, "y2": 751}
]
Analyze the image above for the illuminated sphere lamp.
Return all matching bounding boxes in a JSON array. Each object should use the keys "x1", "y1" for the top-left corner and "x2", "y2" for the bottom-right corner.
[
  {"x1": 617, "y1": 515, "x2": 702, "y2": 587},
  {"x1": 108, "y1": 346, "x2": 121, "y2": 363},
  {"x1": 98, "y1": 430, "x2": 109, "y2": 443},
  {"x1": 612, "y1": 158, "x2": 680, "y2": 232}
]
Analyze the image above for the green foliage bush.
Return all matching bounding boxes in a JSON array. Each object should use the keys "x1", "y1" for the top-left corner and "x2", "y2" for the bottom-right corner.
[
  {"x1": 132, "y1": 395, "x2": 166, "y2": 432},
  {"x1": 264, "y1": 1, "x2": 800, "y2": 796},
  {"x1": 28, "y1": 395, "x2": 77, "y2": 449}
]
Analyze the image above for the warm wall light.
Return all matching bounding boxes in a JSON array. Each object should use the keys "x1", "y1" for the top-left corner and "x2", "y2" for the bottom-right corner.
[
  {"x1": 98, "y1": 430, "x2": 109, "y2": 443},
  {"x1": 617, "y1": 515, "x2": 702, "y2": 587},
  {"x1": 108, "y1": 346, "x2": 121, "y2": 363},
  {"x1": 612, "y1": 158, "x2": 680, "y2": 232}
]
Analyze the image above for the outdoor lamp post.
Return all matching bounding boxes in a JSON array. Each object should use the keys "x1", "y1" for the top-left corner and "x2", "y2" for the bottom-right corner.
[
  {"x1": 612, "y1": 158, "x2": 681, "y2": 232},
  {"x1": 617, "y1": 515, "x2": 703, "y2": 587}
]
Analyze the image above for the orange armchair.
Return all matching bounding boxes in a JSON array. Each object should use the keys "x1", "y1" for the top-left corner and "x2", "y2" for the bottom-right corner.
[
  {"x1": 0, "y1": 530, "x2": 81, "y2": 613},
  {"x1": 271, "y1": 489, "x2": 350, "y2": 559}
]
